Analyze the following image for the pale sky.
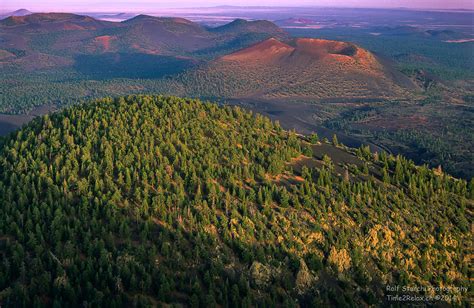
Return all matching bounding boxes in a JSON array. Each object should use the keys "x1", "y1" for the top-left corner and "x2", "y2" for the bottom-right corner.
[{"x1": 1, "y1": 0, "x2": 473, "y2": 12}]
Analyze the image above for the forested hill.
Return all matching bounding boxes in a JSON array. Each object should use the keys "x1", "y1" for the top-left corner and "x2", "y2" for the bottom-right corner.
[{"x1": 0, "y1": 95, "x2": 471, "y2": 306}]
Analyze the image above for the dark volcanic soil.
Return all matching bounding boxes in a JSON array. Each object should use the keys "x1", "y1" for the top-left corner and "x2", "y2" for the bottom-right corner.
[
  {"x1": 226, "y1": 98, "x2": 386, "y2": 152},
  {"x1": 0, "y1": 105, "x2": 56, "y2": 136}
]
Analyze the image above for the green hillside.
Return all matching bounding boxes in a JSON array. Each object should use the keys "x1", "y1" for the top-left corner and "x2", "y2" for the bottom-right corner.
[{"x1": 0, "y1": 95, "x2": 471, "y2": 306}]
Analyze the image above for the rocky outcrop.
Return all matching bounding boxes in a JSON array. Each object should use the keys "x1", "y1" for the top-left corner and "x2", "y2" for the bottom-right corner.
[
  {"x1": 295, "y1": 259, "x2": 316, "y2": 294},
  {"x1": 250, "y1": 261, "x2": 272, "y2": 287}
]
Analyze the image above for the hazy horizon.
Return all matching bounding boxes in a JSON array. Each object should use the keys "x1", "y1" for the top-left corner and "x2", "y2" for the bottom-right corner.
[{"x1": 2, "y1": 0, "x2": 474, "y2": 13}]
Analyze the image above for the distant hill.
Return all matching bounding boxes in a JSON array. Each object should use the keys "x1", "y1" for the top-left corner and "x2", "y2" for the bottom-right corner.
[
  {"x1": 1, "y1": 8, "x2": 32, "y2": 17},
  {"x1": 425, "y1": 29, "x2": 468, "y2": 40},
  {"x1": 0, "y1": 13, "x2": 110, "y2": 30},
  {"x1": 211, "y1": 18, "x2": 287, "y2": 37},
  {"x1": 0, "y1": 13, "x2": 287, "y2": 74},
  {"x1": 0, "y1": 13, "x2": 418, "y2": 112},
  {"x1": 0, "y1": 95, "x2": 470, "y2": 306},
  {"x1": 118, "y1": 15, "x2": 214, "y2": 54},
  {"x1": 178, "y1": 37, "x2": 416, "y2": 100},
  {"x1": 372, "y1": 25, "x2": 470, "y2": 41},
  {"x1": 0, "y1": 9, "x2": 31, "y2": 21},
  {"x1": 10, "y1": 8, "x2": 31, "y2": 16},
  {"x1": 124, "y1": 14, "x2": 197, "y2": 26},
  {"x1": 86, "y1": 12, "x2": 137, "y2": 21},
  {"x1": 275, "y1": 17, "x2": 318, "y2": 28}
]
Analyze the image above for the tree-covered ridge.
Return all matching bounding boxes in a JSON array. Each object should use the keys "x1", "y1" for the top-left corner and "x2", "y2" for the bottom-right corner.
[{"x1": 0, "y1": 96, "x2": 471, "y2": 307}]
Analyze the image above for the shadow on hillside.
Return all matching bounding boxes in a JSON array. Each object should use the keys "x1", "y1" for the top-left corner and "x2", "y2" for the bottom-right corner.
[
  {"x1": 74, "y1": 53, "x2": 197, "y2": 79},
  {"x1": 0, "y1": 120, "x2": 18, "y2": 136}
]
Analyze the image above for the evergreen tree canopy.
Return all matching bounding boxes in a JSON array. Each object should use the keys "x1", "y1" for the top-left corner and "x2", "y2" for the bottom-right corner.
[{"x1": 0, "y1": 95, "x2": 471, "y2": 306}]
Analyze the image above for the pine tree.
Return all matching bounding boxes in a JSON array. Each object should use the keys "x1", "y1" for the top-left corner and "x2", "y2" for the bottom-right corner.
[{"x1": 332, "y1": 134, "x2": 339, "y2": 147}]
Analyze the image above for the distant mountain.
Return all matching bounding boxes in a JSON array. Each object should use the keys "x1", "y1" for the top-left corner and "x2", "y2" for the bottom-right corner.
[
  {"x1": 275, "y1": 17, "x2": 318, "y2": 27},
  {"x1": 211, "y1": 18, "x2": 287, "y2": 38},
  {"x1": 0, "y1": 8, "x2": 32, "y2": 20},
  {"x1": 0, "y1": 12, "x2": 417, "y2": 113},
  {"x1": 221, "y1": 38, "x2": 295, "y2": 63},
  {"x1": 178, "y1": 37, "x2": 416, "y2": 100},
  {"x1": 119, "y1": 15, "x2": 212, "y2": 54},
  {"x1": 0, "y1": 13, "x2": 111, "y2": 30},
  {"x1": 374, "y1": 25, "x2": 422, "y2": 36},
  {"x1": 0, "y1": 13, "x2": 284, "y2": 55},
  {"x1": 123, "y1": 14, "x2": 197, "y2": 26},
  {"x1": 0, "y1": 13, "x2": 286, "y2": 74},
  {"x1": 5, "y1": 8, "x2": 32, "y2": 16},
  {"x1": 425, "y1": 29, "x2": 468, "y2": 40},
  {"x1": 86, "y1": 12, "x2": 137, "y2": 21},
  {"x1": 373, "y1": 26, "x2": 469, "y2": 40}
]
